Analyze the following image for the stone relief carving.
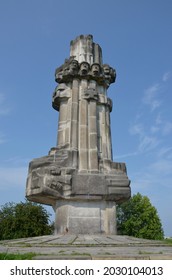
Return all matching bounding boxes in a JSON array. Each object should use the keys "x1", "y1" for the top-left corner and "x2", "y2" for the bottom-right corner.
[
  {"x1": 54, "y1": 59, "x2": 116, "y2": 86},
  {"x1": 82, "y1": 88, "x2": 98, "y2": 101},
  {"x1": 80, "y1": 61, "x2": 90, "y2": 75},
  {"x1": 69, "y1": 59, "x2": 79, "y2": 75},
  {"x1": 29, "y1": 163, "x2": 72, "y2": 198},
  {"x1": 91, "y1": 63, "x2": 101, "y2": 77},
  {"x1": 103, "y1": 64, "x2": 116, "y2": 85},
  {"x1": 52, "y1": 83, "x2": 71, "y2": 111}
]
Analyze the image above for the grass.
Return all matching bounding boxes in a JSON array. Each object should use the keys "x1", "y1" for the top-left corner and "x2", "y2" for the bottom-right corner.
[
  {"x1": 139, "y1": 250, "x2": 163, "y2": 255},
  {"x1": 58, "y1": 250, "x2": 65, "y2": 254},
  {"x1": 0, "y1": 252, "x2": 37, "y2": 260},
  {"x1": 70, "y1": 251, "x2": 91, "y2": 256},
  {"x1": 164, "y1": 238, "x2": 172, "y2": 245}
]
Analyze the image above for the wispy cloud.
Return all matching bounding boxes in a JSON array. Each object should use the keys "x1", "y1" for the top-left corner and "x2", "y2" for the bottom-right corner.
[
  {"x1": 138, "y1": 135, "x2": 159, "y2": 153},
  {"x1": 162, "y1": 71, "x2": 172, "y2": 82},
  {"x1": 129, "y1": 122, "x2": 144, "y2": 136},
  {"x1": 157, "y1": 147, "x2": 172, "y2": 159},
  {"x1": 116, "y1": 121, "x2": 160, "y2": 159},
  {"x1": 142, "y1": 83, "x2": 161, "y2": 112},
  {"x1": 115, "y1": 151, "x2": 138, "y2": 159},
  {"x1": 118, "y1": 71, "x2": 172, "y2": 159},
  {"x1": 162, "y1": 121, "x2": 172, "y2": 136},
  {"x1": 117, "y1": 72, "x2": 172, "y2": 236},
  {"x1": 154, "y1": 114, "x2": 172, "y2": 136},
  {"x1": 129, "y1": 121, "x2": 160, "y2": 153}
]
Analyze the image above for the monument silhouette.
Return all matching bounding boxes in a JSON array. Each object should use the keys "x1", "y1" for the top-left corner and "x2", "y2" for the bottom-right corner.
[{"x1": 26, "y1": 35, "x2": 131, "y2": 234}]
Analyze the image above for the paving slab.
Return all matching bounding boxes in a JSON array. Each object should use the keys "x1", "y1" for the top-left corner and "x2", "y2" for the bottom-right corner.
[{"x1": 0, "y1": 235, "x2": 171, "y2": 260}]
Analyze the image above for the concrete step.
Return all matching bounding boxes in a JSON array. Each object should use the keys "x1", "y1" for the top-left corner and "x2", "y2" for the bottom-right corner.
[{"x1": 1, "y1": 235, "x2": 171, "y2": 260}]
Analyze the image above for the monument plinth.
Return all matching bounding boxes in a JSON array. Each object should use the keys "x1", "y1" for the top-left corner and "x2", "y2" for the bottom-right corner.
[{"x1": 26, "y1": 35, "x2": 131, "y2": 234}]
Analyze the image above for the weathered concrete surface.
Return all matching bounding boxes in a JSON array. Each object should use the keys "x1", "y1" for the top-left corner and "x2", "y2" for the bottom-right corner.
[
  {"x1": 26, "y1": 36, "x2": 130, "y2": 206},
  {"x1": 26, "y1": 35, "x2": 131, "y2": 235},
  {"x1": 0, "y1": 235, "x2": 171, "y2": 260}
]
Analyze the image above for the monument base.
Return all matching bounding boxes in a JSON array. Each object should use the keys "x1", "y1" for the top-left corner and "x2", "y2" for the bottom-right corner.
[{"x1": 53, "y1": 200, "x2": 117, "y2": 234}]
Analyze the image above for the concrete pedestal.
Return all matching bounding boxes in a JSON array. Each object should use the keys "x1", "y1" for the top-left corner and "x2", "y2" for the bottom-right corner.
[{"x1": 53, "y1": 200, "x2": 117, "y2": 234}]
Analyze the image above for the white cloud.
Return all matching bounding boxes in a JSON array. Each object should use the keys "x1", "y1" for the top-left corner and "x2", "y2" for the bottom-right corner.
[
  {"x1": 157, "y1": 147, "x2": 172, "y2": 159},
  {"x1": 129, "y1": 76, "x2": 172, "y2": 156},
  {"x1": 162, "y1": 71, "x2": 172, "y2": 82},
  {"x1": 128, "y1": 75, "x2": 172, "y2": 236},
  {"x1": 129, "y1": 121, "x2": 160, "y2": 154},
  {"x1": 155, "y1": 114, "x2": 172, "y2": 136},
  {"x1": 142, "y1": 83, "x2": 161, "y2": 112},
  {"x1": 129, "y1": 123, "x2": 144, "y2": 136},
  {"x1": 138, "y1": 135, "x2": 159, "y2": 153},
  {"x1": 155, "y1": 113, "x2": 163, "y2": 125},
  {"x1": 162, "y1": 121, "x2": 172, "y2": 136},
  {"x1": 115, "y1": 151, "x2": 138, "y2": 159}
]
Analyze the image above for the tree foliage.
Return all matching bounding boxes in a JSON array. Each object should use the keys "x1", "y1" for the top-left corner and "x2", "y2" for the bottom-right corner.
[
  {"x1": 0, "y1": 201, "x2": 53, "y2": 240},
  {"x1": 117, "y1": 193, "x2": 164, "y2": 240}
]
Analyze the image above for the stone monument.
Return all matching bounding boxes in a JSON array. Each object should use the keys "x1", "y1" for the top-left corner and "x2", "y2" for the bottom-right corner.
[{"x1": 26, "y1": 35, "x2": 131, "y2": 234}]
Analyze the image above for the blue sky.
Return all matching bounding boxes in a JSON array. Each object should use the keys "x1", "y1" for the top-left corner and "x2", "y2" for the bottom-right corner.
[{"x1": 0, "y1": 0, "x2": 172, "y2": 236}]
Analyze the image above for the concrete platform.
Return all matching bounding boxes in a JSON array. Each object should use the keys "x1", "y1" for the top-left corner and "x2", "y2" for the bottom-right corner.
[{"x1": 0, "y1": 235, "x2": 172, "y2": 259}]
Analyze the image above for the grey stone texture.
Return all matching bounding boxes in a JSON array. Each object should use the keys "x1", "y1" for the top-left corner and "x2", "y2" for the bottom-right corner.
[
  {"x1": 26, "y1": 35, "x2": 131, "y2": 234},
  {"x1": 1, "y1": 235, "x2": 172, "y2": 260}
]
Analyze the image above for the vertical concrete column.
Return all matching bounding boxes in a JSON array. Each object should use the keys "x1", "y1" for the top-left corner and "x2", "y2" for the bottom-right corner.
[
  {"x1": 106, "y1": 104, "x2": 113, "y2": 160},
  {"x1": 70, "y1": 79, "x2": 79, "y2": 167},
  {"x1": 99, "y1": 104, "x2": 108, "y2": 160},
  {"x1": 96, "y1": 104, "x2": 102, "y2": 164},
  {"x1": 54, "y1": 200, "x2": 117, "y2": 234},
  {"x1": 66, "y1": 79, "x2": 79, "y2": 168},
  {"x1": 79, "y1": 79, "x2": 88, "y2": 172},
  {"x1": 65, "y1": 96, "x2": 72, "y2": 146},
  {"x1": 96, "y1": 86, "x2": 113, "y2": 169},
  {"x1": 57, "y1": 100, "x2": 67, "y2": 147},
  {"x1": 88, "y1": 81, "x2": 98, "y2": 172}
]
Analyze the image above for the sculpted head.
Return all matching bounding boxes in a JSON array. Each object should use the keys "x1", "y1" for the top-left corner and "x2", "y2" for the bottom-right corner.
[
  {"x1": 69, "y1": 60, "x2": 79, "y2": 73},
  {"x1": 91, "y1": 63, "x2": 101, "y2": 76},
  {"x1": 80, "y1": 62, "x2": 90, "y2": 75},
  {"x1": 55, "y1": 66, "x2": 63, "y2": 82},
  {"x1": 103, "y1": 64, "x2": 111, "y2": 75},
  {"x1": 54, "y1": 83, "x2": 68, "y2": 97},
  {"x1": 110, "y1": 67, "x2": 116, "y2": 82},
  {"x1": 103, "y1": 64, "x2": 116, "y2": 84}
]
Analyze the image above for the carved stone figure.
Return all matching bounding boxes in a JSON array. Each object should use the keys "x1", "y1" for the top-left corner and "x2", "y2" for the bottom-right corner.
[
  {"x1": 26, "y1": 35, "x2": 131, "y2": 234},
  {"x1": 69, "y1": 59, "x2": 79, "y2": 74},
  {"x1": 91, "y1": 63, "x2": 101, "y2": 76},
  {"x1": 80, "y1": 61, "x2": 90, "y2": 75}
]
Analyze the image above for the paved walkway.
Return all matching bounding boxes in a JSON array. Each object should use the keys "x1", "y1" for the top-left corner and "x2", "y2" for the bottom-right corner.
[{"x1": 0, "y1": 235, "x2": 172, "y2": 259}]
